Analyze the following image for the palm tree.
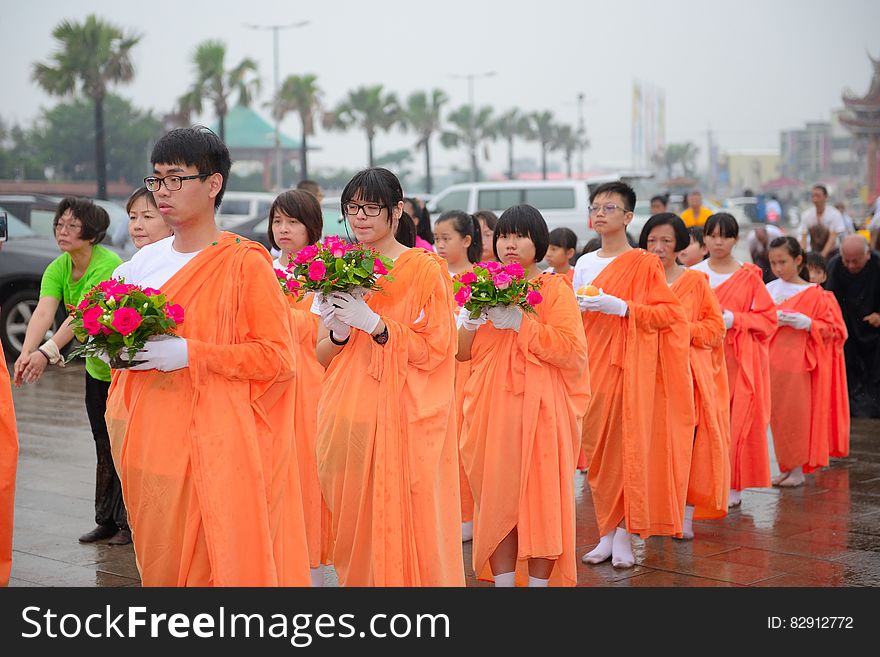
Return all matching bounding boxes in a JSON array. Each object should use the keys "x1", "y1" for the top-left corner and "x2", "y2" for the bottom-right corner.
[
  {"x1": 441, "y1": 105, "x2": 495, "y2": 182},
  {"x1": 529, "y1": 111, "x2": 557, "y2": 180},
  {"x1": 177, "y1": 40, "x2": 260, "y2": 143},
  {"x1": 324, "y1": 85, "x2": 400, "y2": 168},
  {"x1": 401, "y1": 89, "x2": 448, "y2": 193},
  {"x1": 552, "y1": 124, "x2": 583, "y2": 178},
  {"x1": 32, "y1": 15, "x2": 140, "y2": 200},
  {"x1": 273, "y1": 74, "x2": 321, "y2": 181},
  {"x1": 494, "y1": 109, "x2": 532, "y2": 180}
]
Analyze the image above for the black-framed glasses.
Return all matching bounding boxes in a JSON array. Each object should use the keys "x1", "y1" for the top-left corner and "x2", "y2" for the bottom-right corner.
[
  {"x1": 344, "y1": 202, "x2": 386, "y2": 217},
  {"x1": 144, "y1": 173, "x2": 214, "y2": 192},
  {"x1": 588, "y1": 203, "x2": 631, "y2": 215}
]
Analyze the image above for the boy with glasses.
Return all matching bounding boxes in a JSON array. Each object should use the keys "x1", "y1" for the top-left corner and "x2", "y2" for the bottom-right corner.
[
  {"x1": 573, "y1": 182, "x2": 694, "y2": 568},
  {"x1": 105, "y1": 126, "x2": 310, "y2": 586}
]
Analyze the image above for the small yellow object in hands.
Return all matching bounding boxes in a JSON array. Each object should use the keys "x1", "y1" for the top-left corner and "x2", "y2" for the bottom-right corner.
[{"x1": 577, "y1": 284, "x2": 600, "y2": 297}]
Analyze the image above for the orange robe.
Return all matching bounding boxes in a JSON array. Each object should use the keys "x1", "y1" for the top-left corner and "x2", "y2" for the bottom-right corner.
[
  {"x1": 671, "y1": 270, "x2": 730, "y2": 519},
  {"x1": 824, "y1": 291, "x2": 850, "y2": 458},
  {"x1": 460, "y1": 274, "x2": 590, "y2": 586},
  {"x1": 455, "y1": 360, "x2": 475, "y2": 524},
  {"x1": 0, "y1": 341, "x2": 18, "y2": 587},
  {"x1": 712, "y1": 264, "x2": 777, "y2": 490},
  {"x1": 581, "y1": 249, "x2": 694, "y2": 538},
  {"x1": 106, "y1": 234, "x2": 310, "y2": 586},
  {"x1": 316, "y1": 248, "x2": 464, "y2": 586},
  {"x1": 288, "y1": 292, "x2": 334, "y2": 568},
  {"x1": 769, "y1": 285, "x2": 835, "y2": 473}
]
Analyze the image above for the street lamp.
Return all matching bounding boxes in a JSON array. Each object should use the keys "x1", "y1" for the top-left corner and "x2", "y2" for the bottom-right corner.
[
  {"x1": 244, "y1": 20, "x2": 310, "y2": 191},
  {"x1": 449, "y1": 71, "x2": 496, "y2": 181}
]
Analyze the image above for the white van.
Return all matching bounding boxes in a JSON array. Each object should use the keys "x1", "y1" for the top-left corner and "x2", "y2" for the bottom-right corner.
[
  {"x1": 427, "y1": 180, "x2": 593, "y2": 247},
  {"x1": 216, "y1": 191, "x2": 278, "y2": 229}
]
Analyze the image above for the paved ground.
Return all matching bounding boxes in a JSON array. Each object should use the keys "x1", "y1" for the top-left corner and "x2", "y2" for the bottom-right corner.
[{"x1": 7, "y1": 360, "x2": 880, "y2": 587}]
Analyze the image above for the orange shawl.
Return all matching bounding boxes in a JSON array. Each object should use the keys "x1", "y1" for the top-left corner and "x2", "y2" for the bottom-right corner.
[
  {"x1": 0, "y1": 341, "x2": 18, "y2": 587},
  {"x1": 582, "y1": 249, "x2": 694, "y2": 538},
  {"x1": 455, "y1": 359, "x2": 475, "y2": 524},
  {"x1": 460, "y1": 274, "x2": 590, "y2": 586},
  {"x1": 824, "y1": 291, "x2": 850, "y2": 457},
  {"x1": 671, "y1": 269, "x2": 730, "y2": 519},
  {"x1": 769, "y1": 285, "x2": 834, "y2": 473},
  {"x1": 106, "y1": 233, "x2": 309, "y2": 586},
  {"x1": 712, "y1": 263, "x2": 776, "y2": 490},
  {"x1": 316, "y1": 248, "x2": 464, "y2": 586}
]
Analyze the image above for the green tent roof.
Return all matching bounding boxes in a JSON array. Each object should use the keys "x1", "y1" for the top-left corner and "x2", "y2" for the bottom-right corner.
[{"x1": 211, "y1": 105, "x2": 301, "y2": 149}]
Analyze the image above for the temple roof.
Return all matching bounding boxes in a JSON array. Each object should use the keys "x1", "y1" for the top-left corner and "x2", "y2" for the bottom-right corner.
[
  {"x1": 211, "y1": 106, "x2": 301, "y2": 150},
  {"x1": 842, "y1": 52, "x2": 880, "y2": 110}
]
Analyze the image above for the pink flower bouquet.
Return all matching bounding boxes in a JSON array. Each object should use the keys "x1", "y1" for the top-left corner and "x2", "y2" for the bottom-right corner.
[
  {"x1": 66, "y1": 279, "x2": 184, "y2": 368},
  {"x1": 288, "y1": 236, "x2": 394, "y2": 299},
  {"x1": 274, "y1": 266, "x2": 302, "y2": 298},
  {"x1": 452, "y1": 261, "x2": 543, "y2": 320}
]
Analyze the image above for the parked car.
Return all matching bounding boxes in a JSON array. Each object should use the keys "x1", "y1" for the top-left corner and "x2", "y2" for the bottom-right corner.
[
  {"x1": 216, "y1": 191, "x2": 277, "y2": 229},
  {"x1": 0, "y1": 208, "x2": 69, "y2": 360},
  {"x1": 231, "y1": 196, "x2": 350, "y2": 253}
]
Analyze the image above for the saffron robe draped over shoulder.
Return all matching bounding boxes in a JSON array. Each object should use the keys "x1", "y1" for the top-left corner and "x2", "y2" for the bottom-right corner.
[
  {"x1": 769, "y1": 285, "x2": 835, "y2": 473},
  {"x1": 581, "y1": 249, "x2": 694, "y2": 538},
  {"x1": 316, "y1": 248, "x2": 464, "y2": 587},
  {"x1": 711, "y1": 263, "x2": 777, "y2": 491},
  {"x1": 823, "y1": 291, "x2": 850, "y2": 458},
  {"x1": 460, "y1": 274, "x2": 590, "y2": 586},
  {"x1": 0, "y1": 341, "x2": 18, "y2": 587},
  {"x1": 106, "y1": 234, "x2": 310, "y2": 586},
  {"x1": 287, "y1": 292, "x2": 333, "y2": 568},
  {"x1": 671, "y1": 269, "x2": 730, "y2": 519}
]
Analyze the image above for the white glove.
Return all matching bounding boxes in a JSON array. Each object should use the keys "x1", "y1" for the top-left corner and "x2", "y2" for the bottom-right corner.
[
  {"x1": 779, "y1": 311, "x2": 811, "y2": 331},
  {"x1": 128, "y1": 335, "x2": 188, "y2": 372},
  {"x1": 330, "y1": 291, "x2": 381, "y2": 334},
  {"x1": 459, "y1": 309, "x2": 488, "y2": 332},
  {"x1": 576, "y1": 295, "x2": 591, "y2": 312},
  {"x1": 486, "y1": 304, "x2": 523, "y2": 332},
  {"x1": 580, "y1": 289, "x2": 628, "y2": 317},
  {"x1": 722, "y1": 310, "x2": 734, "y2": 329},
  {"x1": 318, "y1": 298, "x2": 351, "y2": 340}
]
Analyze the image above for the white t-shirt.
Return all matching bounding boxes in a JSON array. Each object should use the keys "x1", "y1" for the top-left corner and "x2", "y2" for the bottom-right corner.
[
  {"x1": 689, "y1": 259, "x2": 740, "y2": 289},
  {"x1": 112, "y1": 236, "x2": 201, "y2": 289},
  {"x1": 746, "y1": 224, "x2": 783, "y2": 251},
  {"x1": 572, "y1": 251, "x2": 617, "y2": 290},
  {"x1": 766, "y1": 279, "x2": 813, "y2": 305},
  {"x1": 799, "y1": 205, "x2": 846, "y2": 248}
]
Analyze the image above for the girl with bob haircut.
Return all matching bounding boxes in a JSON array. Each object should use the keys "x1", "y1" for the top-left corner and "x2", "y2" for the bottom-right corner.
[
  {"x1": 457, "y1": 204, "x2": 590, "y2": 586},
  {"x1": 269, "y1": 188, "x2": 333, "y2": 586},
  {"x1": 313, "y1": 167, "x2": 464, "y2": 586},
  {"x1": 640, "y1": 213, "x2": 730, "y2": 539},
  {"x1": 691, "y1": 213, "x2": 777, "y2": 507},
  {"x1": 766, "y1": 236, "x2": 839, "y2": 488}
]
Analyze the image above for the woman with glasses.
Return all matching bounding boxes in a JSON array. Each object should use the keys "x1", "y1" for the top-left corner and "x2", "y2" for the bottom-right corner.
[
  {"x1": 313, "y1": 167, "x2": 464, "y2": 586},
  {"x1": 12, "y1": 197, "x2": 128, "y2": 545}
]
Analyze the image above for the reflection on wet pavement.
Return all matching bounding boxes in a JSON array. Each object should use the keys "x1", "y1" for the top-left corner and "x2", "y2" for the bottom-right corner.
[{"x1": 8, "y1": 362, "x2": 880, "y2": 587}]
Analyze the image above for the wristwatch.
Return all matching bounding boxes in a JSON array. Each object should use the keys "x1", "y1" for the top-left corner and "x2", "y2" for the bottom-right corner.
[{"x1": 372, "y1": 326, "x2": 389, "y2": 345}]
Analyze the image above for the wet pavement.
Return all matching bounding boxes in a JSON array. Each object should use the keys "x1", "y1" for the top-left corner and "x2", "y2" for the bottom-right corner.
[{"x1": 7, "y1": 360, "x2": 880, "y2": 587}]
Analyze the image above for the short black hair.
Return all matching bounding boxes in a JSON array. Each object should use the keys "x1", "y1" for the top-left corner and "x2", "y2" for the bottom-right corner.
[
  {"x1": 590, "y1": 181, "x2": 636, "y2": 212},
  {"x1": 296, "y1": 179, "x2": 321, "y2": 197},
  {"x1": 125, "y1": 187, "x2": 157, "y2": 215},
  {"x1": 150, "y1": 126, "x2": 232, "y2": 209},
  {"x1": 581, "y1": 237, "x2": 601, "y2": 255},
  {"x1": 54, "y1": 197, "x2": 110, "y2": 244},
  {"x1": 493, "y1": 204, "x2": 550, "y2": 262},
  {"x1": 638, "y1": 212, "x2": 689, "y2": 251},
  {"x1": 812, "y1": 184, "x2": 828, "y2": 197},
  {"x1": 704, "y1": 212, "x2": 739, "y2": 239},
  {"x1": 405, "y1": 197, "x2": 434, "y2": 245},
  {"x1": 473, "y1": 209, "x2": 498, "y2": 231},
  {"x1": 436, "y1": 210, "x2": 483, "y2": 264},
  {"x1": 340, "y1": 168, "x2": 403, "y2": 228},
  {"x1": 805, "y1": 251, "x2": 827, "y2": 273},
  {"x1": 549, "y1": 227, "x2": 577, "y2": 251},
  {"x1": 267, "y1": 189, "x2": 323, "y2": 251},
  {"x1": 688, "y1": 225, "x2": 705, "y2": 247},
  {"x1": 650, "y1": 194, "x2": 668, "y2": 207}
]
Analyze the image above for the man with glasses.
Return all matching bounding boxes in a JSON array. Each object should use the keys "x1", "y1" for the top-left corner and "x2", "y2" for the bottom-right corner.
[
  {"x1": 573, "y1": 181, "x2": 693, "y2": 569},
  {"x1": 105, "y1": 126, "x2": 310, "y2": 586}
]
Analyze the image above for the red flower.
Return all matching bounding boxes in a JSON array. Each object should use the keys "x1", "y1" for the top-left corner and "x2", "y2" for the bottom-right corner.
[
  {"x1": 504, "y1": 262, "x2": 525, "y2": 278},
  {"x1": 484, "y1": 261, "x2": 502, "y2": 274},
  {"x1": 459, "y1": 271, "x2": 478, "y2": 284},
  {"x1": 492, "y1": 272, "x2": 513, "y2": 290},
  {"x1": 526, "y1": 290, "x2": 543, "y2": 306},
  {"x1": 111, "y1": 308, "x2": 142, "y2": 336},
  {"x1": 454, "y1": 286, "x2": 472, "y2": 306},
  {"x1": 373, "y1": 258, "x2": 389, "y2": 275},
  {"x1": 294, "y1": 244, "x2": 319, "y2": 264},
  {"x1": 142, "y1": 287, "x2": 161, "y2": 296},
  {"x1": 82, "y1": 306, "x2": 104, "y2": 336},
  {"x1": 165, "y1": 303, "x2": 185, "y2": 324},
  {"x1": 308, "y1": 260, "x2": 327, "y2": 281}
]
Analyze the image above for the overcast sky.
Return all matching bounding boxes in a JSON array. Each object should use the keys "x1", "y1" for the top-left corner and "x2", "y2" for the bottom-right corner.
[{"x1": 2, "y1": 0, "x2": 878, "y2": 181}]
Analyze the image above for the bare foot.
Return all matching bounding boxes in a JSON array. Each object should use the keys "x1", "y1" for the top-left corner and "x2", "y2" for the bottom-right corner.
[{"x1": 772, "y1": 471, "x2": 791, "y2": 486}]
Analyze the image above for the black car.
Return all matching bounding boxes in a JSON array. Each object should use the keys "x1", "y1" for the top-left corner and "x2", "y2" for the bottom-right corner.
[{"x1": 0, "y1": 208, "x2": 69, "y2": 360}]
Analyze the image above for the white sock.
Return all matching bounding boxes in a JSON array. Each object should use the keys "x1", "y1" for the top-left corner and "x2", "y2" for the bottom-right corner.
[
  {"x1": 728, "y1": 489, "x2": 741, "y2": 507},
  {"x1": 494, "y1": 571, "x2": 516, "y2": 587},
  {"x1": 527, "y1": 575, "x2": 549, "y2": 587},
  {"x1": 310, "y1": 566, "x2": 324, "y2": 588},
  {"x1": 461, "y1": 521, "x2": 474, "y2": 542},
  {"x1": 582, "y1": 529, "x2": 615, "y2": 564},
  {"x1": 682, "y1": 505, "x2": 695, "y2": 540},
  {"x1": 612, "y1": 527, "x2": 634, "y2": 568}
]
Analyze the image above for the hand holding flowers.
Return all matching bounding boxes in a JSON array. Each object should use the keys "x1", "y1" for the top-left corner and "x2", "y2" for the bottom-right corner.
[{"x1": 452, "y1": 261, "x2": 543, "y2": 323}]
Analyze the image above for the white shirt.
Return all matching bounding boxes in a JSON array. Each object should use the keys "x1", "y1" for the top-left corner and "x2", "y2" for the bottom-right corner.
[
  {"x1": 766, "y1": 279, "x2": 813, "y2": 305},
  {"x1": 746, "y1": 224, "x2": 783, "y2": 251},
  {"x1": 113, "y1": 235, "x2": 201, "y2": 289},
  {"x1": 689, "y1": 259, "x2": 740, "y2": 289},
  {"x1": 799, "y1": 205, "x2": 846, "y2": 248},
  {"x1": 572, "y1": 251, "x2": 617, "y2": 290}
]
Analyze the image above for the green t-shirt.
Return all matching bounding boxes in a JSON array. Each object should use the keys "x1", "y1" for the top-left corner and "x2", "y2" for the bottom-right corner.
[{"x1": 39, "y1": 244, "x2": 123, "y2": 382}]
